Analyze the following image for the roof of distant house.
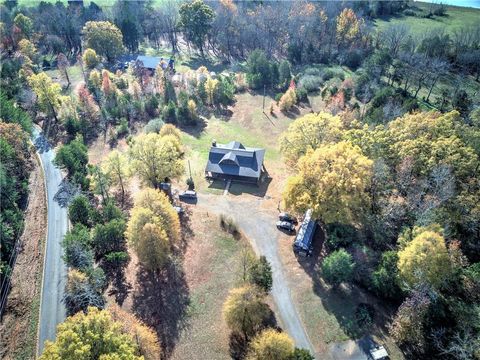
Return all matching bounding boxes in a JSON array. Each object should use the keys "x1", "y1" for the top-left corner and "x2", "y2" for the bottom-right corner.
[
  {"x1": 136, "y1": 55, "x2": 162, "y2": 69},
  {"x1": 205, "y1": 141, "x2": 265, "y2": 179}
]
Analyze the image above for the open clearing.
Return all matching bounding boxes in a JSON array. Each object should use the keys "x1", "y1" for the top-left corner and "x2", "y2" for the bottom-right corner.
[
  {"x1": 89, "y1": 85, "x2": 404, "y2": 358},
  {"x1": 374, "y1": 2, "x2": 480, "y2": 35},
  {"x1": 105, "y1": 207, "x2": 258, "y2": 360},
  {"x1": 181, "y1": 91, "x2": 317, "y2": 198},
  {"x1": 0, "y1": 154, "x2": 47, "y2": 360}
]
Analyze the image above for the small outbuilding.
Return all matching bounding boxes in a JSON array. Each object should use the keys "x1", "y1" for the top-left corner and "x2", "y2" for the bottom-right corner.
[
  {"x1": 293, "y1": 209, "x2": 316, "y2": 256},
  {"x1": 135, "y1": 56, "x2": 175, "y2": 72},
  {"x1": 205, "y1": 141, "x2": 266, "y2": 185}
]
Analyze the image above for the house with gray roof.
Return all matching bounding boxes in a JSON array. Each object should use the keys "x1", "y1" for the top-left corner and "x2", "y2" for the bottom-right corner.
[
  {"x1": 135, "y1": 56, "x2": 174, "y2": 72},
  {"x1": 205, "y1": 141, "x2": 266, "y2": 184}
]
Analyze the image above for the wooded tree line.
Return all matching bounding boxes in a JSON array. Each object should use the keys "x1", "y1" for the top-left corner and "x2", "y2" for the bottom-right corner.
[
  {"x1": 0, "y1": 93, "x2": 32, "y2": 307},
  {"x1": 1, "y1": 0, "x2": 477, "y2": 91},
  {"x1": 356, "y1": 23, "x2": 480, "y2": 119},
  {"x1": 0, "y1": 0, "x2": 403, "y2": 60},
  {"x1": 1, "y1": 0, "x2": 477, "y2": 130},
  {"x1": 281, "y1": 110, "x2": 480, "y2": 359}
]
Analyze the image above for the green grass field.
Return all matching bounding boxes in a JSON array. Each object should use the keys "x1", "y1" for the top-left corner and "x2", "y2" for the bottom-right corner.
[{"x1": 374, "y1": 2, "x2": 480, "y2": 35}]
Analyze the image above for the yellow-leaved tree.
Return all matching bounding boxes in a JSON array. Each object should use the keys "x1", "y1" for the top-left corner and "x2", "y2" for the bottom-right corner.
[
  {"x1": 278, "y1": 88, "x2": 296, "y2": 112},
  {"x1": 18, "y1": 38, "x2": 37, "y2": 60},
  {"x1": 82, "y1": 48, "x2": 99, "y2": 69},
  {"x1": 159, "y1": 123, "x2": 182, "y2": 140},
  {"x1": 205, "y1": 76, "x2": 219, "y2": 105},
  {"x1": 223, "y1": 285, "x2": 271, "y2": 338},
  {"x1": 279, "y1": 112, "x2": 344, "y2": 163},
  {"x1": 126, "y1": 188, "x2": 180, "y2": 270},
  {"x1": 283, "y1": 141, "x2": 373, "y2": 224},
  {"x1": 109, "y1": 303, "x2": 161, "y2": 360},
  {"x1": 39, "y1": 307, "x2": 142, "y2": 360},
  {"x1": 336, "y1": 8, "x2": 362, "y2": 44},
  {"x1": 102, "y1": 150, "x2": 131, "y2": 204},
  {"x1": 247, "y1": 329, "x2": 295, "y2": 360},
  {"x1": 387, "y1": 111, "x2": 478, "y2": 180},
  {"x1": 397, "y1": 226, "x2": 452, "y2": 289},
  {"x1": 129, "y1": 132, "x2": 184, "y2": 189},
  {"x1": 27, "y1": 72, "x2": 64, "y2": 135}
]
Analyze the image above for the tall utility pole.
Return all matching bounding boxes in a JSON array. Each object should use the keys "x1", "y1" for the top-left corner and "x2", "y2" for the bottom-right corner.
[{"x1": 188, "y1": 160, "x2": 192, "y2": 179}]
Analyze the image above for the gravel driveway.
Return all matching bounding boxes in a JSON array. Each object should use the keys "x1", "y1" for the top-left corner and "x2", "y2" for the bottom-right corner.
[{"x1": 197, "y1": 193, "x2": 316, "y2": 355}]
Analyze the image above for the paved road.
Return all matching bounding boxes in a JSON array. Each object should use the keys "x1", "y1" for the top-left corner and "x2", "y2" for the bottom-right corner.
[
  {"x1": 33, "y1": 128, "x2": 68, "y2": 355},
  {"x1": 198, "y1": 193, "x2": 316, "y2": 355}
]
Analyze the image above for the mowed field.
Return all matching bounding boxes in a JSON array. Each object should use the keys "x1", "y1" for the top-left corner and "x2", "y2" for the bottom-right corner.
[
  {"x1": 374, "y1": 2, "x2": 480, "y2": 35},
  {"x1": 180, "y1": 91, "x2": 320, "y2": 198}
]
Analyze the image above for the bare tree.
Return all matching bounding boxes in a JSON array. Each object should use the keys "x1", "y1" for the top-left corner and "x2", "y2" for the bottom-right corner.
[
  {"x1": 425, "y1": 57, "x2": 450, "y2": 102},
  {"x1": 159, "y1": 0, "x2": 180, "y2": 53},
  {"x1": 381, "y1": 24, "x2": 409, "y2": 57},
  {"x1": 412, "y1": 55, "x2": 430, "y2": 98}
]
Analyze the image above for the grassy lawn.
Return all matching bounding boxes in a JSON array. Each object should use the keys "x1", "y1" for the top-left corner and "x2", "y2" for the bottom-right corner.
[
  {"x1": 171, "y1": 210, "x2": 253, "y2": 360},
  {"x1": 45, "y1": 65, "x2": 84, "y2": 96},
  {"x1": 180, "y1": 91, "x2": 315, "y2": 195},
  {"x1": 374, "y1": 2, "x2": 480, "y2": 35},
  {"x1": 277, "y1": 231, "x2": 405, "y2": 359}
]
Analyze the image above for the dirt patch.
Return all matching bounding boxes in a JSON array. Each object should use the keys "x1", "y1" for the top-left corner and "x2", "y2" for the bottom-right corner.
[{"x1": 0, "y1": 154, "x2": 47, "y2": 360}]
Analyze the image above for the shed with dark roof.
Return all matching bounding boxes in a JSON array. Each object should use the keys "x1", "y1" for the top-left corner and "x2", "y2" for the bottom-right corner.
[
  {"x1": 205, "y1": 141, "x2": 265, "y2": 184},
  {"x1": 135, "y1": 55, "x2": 174, "y2": 72},
  {"x1": 293, "y1": 209, "x2": 316, "y2": 256}
]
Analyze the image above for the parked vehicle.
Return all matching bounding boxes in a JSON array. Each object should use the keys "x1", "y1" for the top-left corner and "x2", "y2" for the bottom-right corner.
[
  {"x1": 293, "y1": 209, "x2": 315, "y2": 257},
  {"x1": 278, "y1": 212, "x2": 298, "y2": 224},
  {"x1": 276, "y1": 221, "x2": 295, "y2": 233},
  {"x1": 179, "y1": 190, "x2": 197, "y2": 201}
]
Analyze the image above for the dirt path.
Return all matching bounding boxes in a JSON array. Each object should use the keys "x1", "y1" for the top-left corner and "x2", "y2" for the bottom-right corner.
[
  {"x1": 196, "y1": 193, "x2": 316, "y2": 355},
  {"x1": 0, "y1": 153, "x2": 47, "y2": 360}
]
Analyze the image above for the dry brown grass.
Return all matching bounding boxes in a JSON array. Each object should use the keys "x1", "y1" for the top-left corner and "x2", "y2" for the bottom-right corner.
[{"x1": 0, "y1": 155, "x2": 47, "y2": 360}]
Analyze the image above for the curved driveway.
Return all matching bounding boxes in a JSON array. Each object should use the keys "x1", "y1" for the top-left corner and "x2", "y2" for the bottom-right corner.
[
  {"x1": 198, "y1": 193, "x2": 316, "y2": 355},
  {"x1": 33, "y1": 127, "x2": 68, "y2": 355}
]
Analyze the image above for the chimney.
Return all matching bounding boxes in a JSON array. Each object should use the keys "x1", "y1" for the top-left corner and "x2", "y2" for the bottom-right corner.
[{"x1": 212, "y1": 140, "x2": 217, "y2": 147}]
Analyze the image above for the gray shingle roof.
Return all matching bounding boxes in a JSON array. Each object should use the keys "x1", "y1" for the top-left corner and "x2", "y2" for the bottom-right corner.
[
  {"x1": 136, "y1": 56, "x2": 161, "y2": 70},
  {"x1": 205, "y1": 141, "x2": 265, "y2": 179}
]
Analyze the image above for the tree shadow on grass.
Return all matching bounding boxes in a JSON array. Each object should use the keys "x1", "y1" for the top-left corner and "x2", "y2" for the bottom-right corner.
[
  {"x1": 182, "y1": 56, "x2": 230, "y2": 74},
  {"x1": 106, "y1": 267, "x2": 132, "y2": 306},
  {"x1": 283, "y1": 106, "x2": 302, "y2": 119},
  {"x1": 180, "y1": 117, "x2": 207, "y2": 139},
  {"x1": 176, "y1": 206, "x2": 194, "y2": 256},
  {"x1": 132, "y1": 261, "x2": 190, "y2": 359},
  {"x1": 228, "y1": 307, "x2": 280, "y2": 360}
]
